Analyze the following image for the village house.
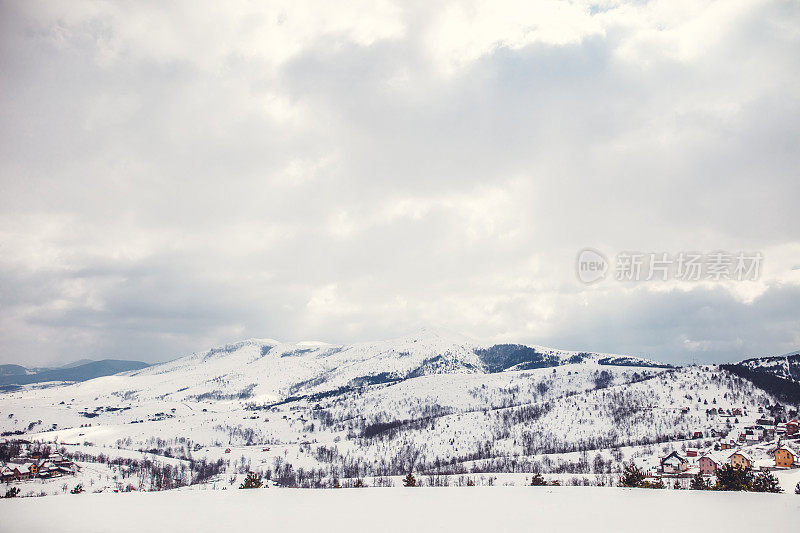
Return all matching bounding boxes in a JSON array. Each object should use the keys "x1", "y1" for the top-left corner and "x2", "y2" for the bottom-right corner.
[
  {"x1": 774, "y1": 446, "x2": 798, "y2": 468},
  {"x1": 729, "y1": 451, "x2": 753, "y2": 469},
  {"x1": 0, "y1": 450, "x2": 75, "y2": 484},
  {"x1": 660, "y1": 452, "x2": 688, "y2": 474},
  {"x1": 22, "y1": 462, "x2": 37, "y2": 478},
  {"x1": 1, "y1": 465, "x2": 15, "y2": 483},
  {"x1": 9, "y1": 465, "x2": 23, "y2": 481},
  {"x1": 698, "y1": 453, "x2": 727, "y2": 475},
  {"x1": 46, "y1": 453, "x2": 72, "y2": 468},
  {"x1": 720, "y1": 440, "x2": 734, "y2": 450},
  {"x1": 787, "y1": 420, "x2": 799, "y2": 436}
]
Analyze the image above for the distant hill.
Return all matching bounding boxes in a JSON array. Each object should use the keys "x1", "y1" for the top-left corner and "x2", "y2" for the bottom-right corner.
[
  {"x1": 0, "y1": 359, "x2": 150, "y2": 388},
  {"x1": 57, "y1": 358, "x2": 96, "y2": 369},
  {"x1": 718, "y1": 349, "x2": 800, "y2": 405},
  {"x1": 736, "y1": 351, "x2": 800, "y2": 382},
  {"x1": 0, "y1": 364, "x2": 31, "y2": 377}
]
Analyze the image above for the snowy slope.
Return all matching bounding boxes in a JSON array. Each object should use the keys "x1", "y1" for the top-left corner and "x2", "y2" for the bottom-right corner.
[
  {"x1": 1, "y1": 330, "x2": 795, "y2": 498},
  {"x1": 81, "y1": 328, "x2": 669, "y2": 405},
  {"x1": 737, "y1": 351, "x2": 800, "y2": 382}
]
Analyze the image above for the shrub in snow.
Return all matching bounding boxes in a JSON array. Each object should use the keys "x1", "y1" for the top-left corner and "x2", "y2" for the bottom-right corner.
[{"x1": 530, "y1": 473, "x2": 547, "y2": 486}]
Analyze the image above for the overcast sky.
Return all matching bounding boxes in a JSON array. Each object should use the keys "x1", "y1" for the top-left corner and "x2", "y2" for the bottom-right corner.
[{"x1": 1, "y1": 0, "x2": 798, "y2": 367}]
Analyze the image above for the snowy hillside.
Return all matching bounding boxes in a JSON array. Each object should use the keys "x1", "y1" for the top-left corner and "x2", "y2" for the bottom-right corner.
[
  {"x1": 737, "y1": 351, "x2": 800, "y2": 383},
  {"x1": 102, "y1": 328, "x2": 671, "y2": 405},
  {"x1": 1, "y1": 330, "x2": 797, "y2": 497}
]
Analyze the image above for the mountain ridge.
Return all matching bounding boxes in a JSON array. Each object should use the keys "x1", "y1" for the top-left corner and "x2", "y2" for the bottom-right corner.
[{"x1": 0, "y1": 359, "x2": 151, "y2": 388}]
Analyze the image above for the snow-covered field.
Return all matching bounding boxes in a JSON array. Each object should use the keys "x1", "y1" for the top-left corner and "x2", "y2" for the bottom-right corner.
[{"x1": 3, "y1": 486, "x2": 799, "y2": 533}]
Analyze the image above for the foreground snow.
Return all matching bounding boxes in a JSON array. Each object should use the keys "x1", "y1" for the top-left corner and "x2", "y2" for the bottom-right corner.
[{"x1": 3, "y1": 486, "x2": 799, "y2": 533}]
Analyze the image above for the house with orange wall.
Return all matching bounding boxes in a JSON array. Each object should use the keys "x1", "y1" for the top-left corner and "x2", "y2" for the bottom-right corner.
[
  {"x1": 774, "y1": 446, "x2": 798, "y2": 468},
  {"x1": 729, "y1": 451, "x2": 752, "y2": 469}
]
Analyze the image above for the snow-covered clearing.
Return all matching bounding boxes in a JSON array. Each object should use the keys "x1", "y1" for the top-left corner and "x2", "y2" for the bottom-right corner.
[{"x1": 3, "y1": 486, "x2": 798, "y2": 533}]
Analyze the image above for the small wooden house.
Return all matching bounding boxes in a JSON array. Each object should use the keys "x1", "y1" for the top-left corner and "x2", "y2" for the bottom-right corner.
[
  {"x1": 729, "y1": 451, "x2": 752, "y2": 469},
  {"x1": 1, "y1": 465, "x2": 15, "y2": 483},
  {"x1": 660, "y1": 452, "x2": 687, "y2": 474},
  {"x1": 774, "y1": 446, "x2": 798, "y2": 468},
  {"x1": 698, "y1": 453, "x2": 725, "y2": 475}
]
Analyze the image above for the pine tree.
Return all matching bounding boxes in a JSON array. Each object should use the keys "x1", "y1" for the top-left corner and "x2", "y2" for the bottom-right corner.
[
  {"x1": 752, "y1": 471, "x2": 782, "y2": 493},
  {"x1": 690, "y1": 473, "x2": 710, "y2": 490},
  {"x1": 239, "y1": 472, "x2": 263, "y2": 489},
  {"x1": 795, "y1": 481, "x2": 800, "y2": 495},
  {"x1": 402, "y1": 473, "x2": 416, "y2": 487},
  {"x1": 70, "y1": 484, "x2": 84, "y2": 494},
  {"x1": 619, "y1": 462, "x2": 646, "y2": 488},
  {"x1": 714, "y1": 464, "x2": 753, "y2": 491}
]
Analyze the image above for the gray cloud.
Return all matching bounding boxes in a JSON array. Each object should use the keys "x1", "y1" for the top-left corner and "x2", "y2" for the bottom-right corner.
[{"x1": 0, "y1": 1, "x2": 798, "y2": 365}]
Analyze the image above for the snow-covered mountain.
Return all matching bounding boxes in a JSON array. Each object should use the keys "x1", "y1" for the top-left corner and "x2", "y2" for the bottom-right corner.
[
  {"x1": 114, "y1": 328, "x2": 669, "y2": 404},
  {"x1": 2, "y1": 329, "x2": 794, "y2": 496},
  {"x1": 0, "y1": 359, "x2": 150, "y2": 388},
  {"x1": 736, "y1": 351, "x2": 800, "y2": 382}
]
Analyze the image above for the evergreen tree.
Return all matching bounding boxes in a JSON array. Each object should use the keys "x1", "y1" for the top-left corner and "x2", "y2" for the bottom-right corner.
[
  {"x1": 752, "y1": 471, "x2": 782, "y2": 493},
  {"x1": 619, "y1": 462, "x2": 646, "y2": 488},
  {"x1": 402, "y1": 473, "x2": 417, "y2": 487},
  {"x1": 690, "y1": 473, "x2": 710, "y2": 490},
  {"x1": 714, "y1": 464, "x2": 753, "y2": 491},
  {"x1": 70, "y1": 484, "x2": 84, "y2": 494},
  {"x1": 795, "y1": 481, "x2": 800, "y2": 495},
  {"x1": 239, "y1": 472, "x2": 263, "y2": 489}
]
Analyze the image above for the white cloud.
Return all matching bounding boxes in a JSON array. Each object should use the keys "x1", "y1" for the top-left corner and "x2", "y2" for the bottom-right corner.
[{"x1": 0, "y1": 0, "x2": 798, "y2": 365}]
